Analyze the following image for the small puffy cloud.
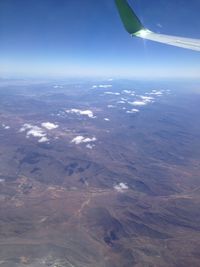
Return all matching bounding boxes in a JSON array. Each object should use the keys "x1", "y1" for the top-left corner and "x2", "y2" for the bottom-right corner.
[
  {"x1": 129, "y1": 95, "x2": 154, "y2": 107},
  {"x1": 157, "y1": 23, "x2": 163, "y2": 28},
  {"x1": 71, "y1": 136, "x2": 97, "y2": 145},
  {"x1": 79, "y1": 110, "x2": 95, "y2": 118},
  {"x1": 107, "y1": 105, "x2": 115, "y2": 108},
  {"x1": 104, "y1": 118, "x2": 110, "y2": 121},
  {"x1": 140, "y1": 96, "x2": 154, "y2": 102},
  {"x1": 38, "y1": 136, "x2": 49, "y2": 143},
  {"x1": 99, "y1": 85, "x2": 112, "y2": 88},
  {"x1": 20, "y1": 124, "x2": 48, "y2": 141},
  {"x1": 71, "y1": 136, "x2": 85, "y2": 145},
  {"x1": 53, "y1": 85, "x2": 63, "y2": 89},
  {"x1": 126, "y1": 109, "x2": 139, "y2": 114},
  {"x1": 41, "y1": 122, "x2": 58, "y2": 130},
  {"x1": 27, "y1": 128, "x2": 45, "y2": 138},
  {"x1": 123, "y1": 90, "x2": 132, "y2": 94},
  {"x1": 117, "y1": 100, "x2": 126, "y2": 104},
  {"x1": 149, "y1": 90, "x2": 163, "y2": 96},
  {"x1": 114, "y1": 183, "x2": 129, "y2": 192},
  {"x1": 92, "y1": 84, "x2": 112, "y2": 89},
  {"x1": 122, "y1": 90, "x2": 135, "y2": 96},
  {"x1": 2, "y1": 124, "x2": 10, "y2": 130},
  {"x1": 19, "y1": 123, "x2": 33, "y2": 132},
  {"x1": 83, "y1": 137, "x2": 97, "y2": 143},
  {"x1": 20, "y1": 124, "x2": 45, "y2": 137},
  {"x1": 65, "y1": 109, "x2": 96, "y2": 118},
  {"x1": 121, "y1": 97, "x2": 128, "y2": 101},
  {"x1": 104, "y1": 92, "x2": 120, "y2": 96},
  {"x1": 129, "y1": 101, "x2": 147, "y2": 106},
  {"x1": 86, "y1": 144, "x2": 95, "y2": 149}
]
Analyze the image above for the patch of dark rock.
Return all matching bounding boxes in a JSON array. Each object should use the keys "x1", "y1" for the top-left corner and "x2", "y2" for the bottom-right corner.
[
  {"x1": 79, "y1": 177, "x2": 88, "y2": 184},
  {"x1": 124, "y1": 220, "x2": 170, "y2": 239},
  {"x1": 87, "y1": 208, "x2": 127, "y2": 239},
  {"x1": 20, "y1": 152, "x2": 47, "y2": 165},
  {"x1": 132, "y1": 180, "x2": 154, "y2": 195},
  {"x1": 30, "y1": 167, "x2": 40, "y2": 173}
]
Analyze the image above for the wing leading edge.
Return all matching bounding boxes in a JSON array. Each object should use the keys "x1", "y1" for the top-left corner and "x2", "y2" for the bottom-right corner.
[{"x1": 115, "y1": 0, "x2": 200, "y2": 52}]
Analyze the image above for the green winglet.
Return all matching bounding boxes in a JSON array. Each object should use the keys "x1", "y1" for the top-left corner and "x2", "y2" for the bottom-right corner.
[{"x1": 115, "y1": 0, "x2": 144, "y2": 34}]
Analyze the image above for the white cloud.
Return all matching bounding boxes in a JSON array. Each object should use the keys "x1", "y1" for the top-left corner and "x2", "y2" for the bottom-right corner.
[
  {"x1": 123, "y1": 90, "x2": 132, "y2": 94},
  {"x1": 38, "y1": 136, "x2": 49, "y2": 143},
  {"x1": 107, "y1": 105, "x2": 115, "y2": 108},
  {"x1": 92, "y1": 84, "x2": 112, "y2": 89},
  {"x1": 157, "y1": 23, "x2": 163, "y2": 28},
  {"x1": 104, "y1": 92, "x2": 120, "y2": 96},
  {"x1": 65, "y1": 109, "x2": 96, "y2": 118},
  {"x1": 71, "y1": 136, "x2": 97, "y2": 145},
  {"x1": 27, "y1": 128, "x2": 45, "y2": 138},
  {"x1": 99, "y1": 85, "x2": 112, "y2": 88},
  {"x1": 129, "y1": 96, "x2": 154, "y2": 107},
  {"x1": 114, "y1": 183, "x2": 129, "y2": 192},
  {"x1": 149, "y1": 90, "x2": 163, "y2": 96},
  {"x1": 2, "y1": 124, "x2": 10, "y2": 130},
  {"x1": 129, "y1": 101, "x2": 147, "y2": 106},
  {"x1": 140, "y1": 96, "x2": 154, "y2": 102},
  {"x1": 19, "y1": 124, "x2": 45, "y2": 137},
  {"x1": 19, "y1": 123, "x2": 33, "y2": 132},
  {"x1": 83, "y1": 137, "x2": 97, "y2": 143},
  {"x1": 19, "y1": 123, "x2": 48, "y2": 141},
  {"x1": 86, "y1": 144, "x2": 95, "y2": 149},
  {"x1": 79, "y1": 110, "x2": 95, "y2": 118},
  {"x1": 71, "y1": 136, "x2": 84, "y2": 144},
  {"x1": 41, "y1": 122, "x2": 58, "y2": 130},
  {"x1": 117, "y1": 100, "x2": 126, "y2": 104},
  {"x1": 121, "y1": 97, "x2": 128, "y2": 101},
  {"x1": 104, "y1": 118, "x2": 110, "y2": 121},
  {"x1": 123, "y1": 90, "x2": 131, "y2": 94},
  {"x1": 122, "y1": 90, "x2": 135, "y2": 96},
  {"x1": 53, "y1": 85, "x2": 63, "y2": 89},
  {"x1": 126, "y1": 109, "x2": 139, "y2": 114}
]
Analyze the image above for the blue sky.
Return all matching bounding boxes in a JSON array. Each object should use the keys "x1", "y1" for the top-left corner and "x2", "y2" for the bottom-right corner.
[{"x1": 0, "y1": 0, "x2": 200, "y2": 79}]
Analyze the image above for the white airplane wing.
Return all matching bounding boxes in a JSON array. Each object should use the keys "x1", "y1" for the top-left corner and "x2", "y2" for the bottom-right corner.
[{"x1": 115, "y1": 0, "x2": 200, "y2": 52}]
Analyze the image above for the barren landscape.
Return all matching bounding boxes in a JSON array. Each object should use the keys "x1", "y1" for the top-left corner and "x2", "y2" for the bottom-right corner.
[{"x1": 0, "y1": 80, "x2": 200, "y2": 267}]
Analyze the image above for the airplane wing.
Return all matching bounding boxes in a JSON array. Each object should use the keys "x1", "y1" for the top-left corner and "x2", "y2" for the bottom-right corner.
[{"x1": 115, "y1": 0, "x2": 200, "y2": 52}]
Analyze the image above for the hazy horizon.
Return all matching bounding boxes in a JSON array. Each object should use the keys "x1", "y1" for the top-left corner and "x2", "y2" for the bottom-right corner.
[{"x1": 1, "y1": 0, "x2": 200, "y2": 79}]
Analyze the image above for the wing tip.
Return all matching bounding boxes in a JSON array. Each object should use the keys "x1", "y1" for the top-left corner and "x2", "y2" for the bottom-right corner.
[{"x1": 115, "y1": 0, "x2": 144, "y2": 34}]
